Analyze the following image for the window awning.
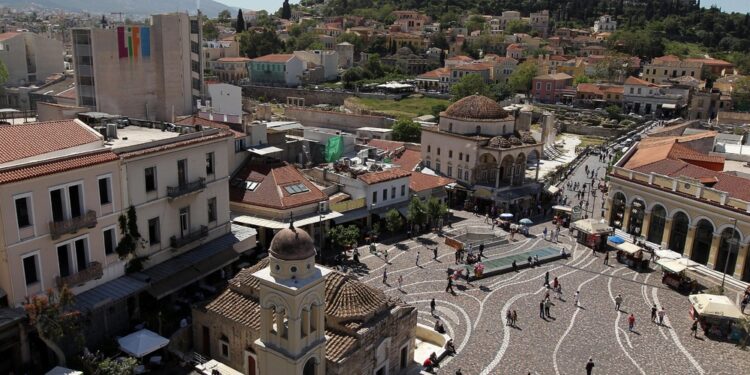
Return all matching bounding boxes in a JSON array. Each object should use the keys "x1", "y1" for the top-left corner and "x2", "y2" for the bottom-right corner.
[
  {"x1": 73, "y1": 276, "x2": 148, "y2": 311},
  {"x1": 661, "y1": 103, "x2": 677, "y2": 109},
  {"x1": 247, "y1": 145, "x2": 283, "y2": 155},
  {"x1": 234, "y1": 211, "x2": 343, "y2": 229},
  {"x1": 332, "y1": 207, "x2": 369, "y2": 224}
]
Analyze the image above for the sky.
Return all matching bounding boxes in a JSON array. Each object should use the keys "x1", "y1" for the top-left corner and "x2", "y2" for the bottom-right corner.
[{"x1": 216, "y1": 0, "x2": 749, "y2": 14}]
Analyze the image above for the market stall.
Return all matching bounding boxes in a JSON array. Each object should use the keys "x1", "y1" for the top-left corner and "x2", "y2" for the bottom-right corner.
[
  {"x1": 656, "y1": 258, "x2": 702, "y2": 293},
  {"x1": 551, "y1": 205, "x2": 572, "y2": 227},
  {"x1": 689, "y1": 294, "x2": 746, "y2": 342},
  {"x1": 608, "y1": 239, "x2": 649, "y2": 270},
  {"x1": 572, "y1": 219, "x2": 613, "y2": 251}
]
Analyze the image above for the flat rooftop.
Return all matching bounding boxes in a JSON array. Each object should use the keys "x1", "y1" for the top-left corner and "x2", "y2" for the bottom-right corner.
[
  {"x1": 722, "y1": 159, "x2": 750, "y2": 176},
  {"x1": 108, "y1": 126, "x2": 181, "y2": 150}
]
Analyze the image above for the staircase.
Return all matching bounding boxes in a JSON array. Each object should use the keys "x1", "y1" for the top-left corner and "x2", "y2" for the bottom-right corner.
[{"x1": 543, "y1": 144, "x2": 563, "y2": 160}]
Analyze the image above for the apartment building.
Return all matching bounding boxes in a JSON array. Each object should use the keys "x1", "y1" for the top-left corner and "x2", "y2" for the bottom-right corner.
[
  {"x1": 529, "y1": 10, "x2": 550, "y2": 38},
  {"x1": 642, "y1": 58, "x2": 703, "y2": 84},
  {"x1": 0, "y1": 31, "x2": 64, "y2": 85},
  {"x1": 622, "y1": 76, "x2": 689, "y2": 117},
  {"x1": 72, "y1": 12, "x2": 204, "y2": 121},
  {"x1": 248, "y1": 54, "x2": 305, "y2": 87},
  {"x1": 0, "y1": 120, "x2": 122, "y2": 307}
]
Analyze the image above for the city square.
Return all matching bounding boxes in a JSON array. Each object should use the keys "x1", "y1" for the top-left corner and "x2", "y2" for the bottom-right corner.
[{"x1": 355, "y1": 210, "x2": 750, "y2": 374}]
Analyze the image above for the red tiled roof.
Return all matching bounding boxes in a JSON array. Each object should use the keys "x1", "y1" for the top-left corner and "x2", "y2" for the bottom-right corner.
[
  {"x1": 204, "y1": 289, "x2": 261, "y2": 329},
  {"x1": 417, "y1": 67, "x2": 450, "y2": 79},
  {"x1": 409, "y1": 172, "x2": 454, "y2": 192},
  {"x1": 230, "y1": 162, "x2": 327, "y2": 209},
  {"x1": 668, "y1": 143, "x2": 724, "y2": 166},
  {"x1": 392, "y1": 149, "x2": 422, "y2": 171},
  {"x1": 0, "y1": 120, "x2": 102, "y2": 164},
  {"x1": 0, "y1": 151, "x2": 118, "y2": 184},
  {"x1": 446, "y1": 55, "x2": 473, "y2": 61},
  {"x1": 712, "y1": 173, "x2": 750, "y2": 201},
  {"x1": 576, "y1": 83, "x2": 603, "y2": 95},
  {"x1": 603, "y1": 86, "x2": 624, "y2": 94},
  {"x1": 0, "y1": 32, "x2": 20, "y2": 42},
  {"x1": 624, "y1": 76, "x2": 659, "y2": 87},
  {"x1": 326, "y1": 330, "x2": 359, "y2": 363},
  {"x1": 117, "y1": 132, "x2": 231, "y2": 159},
  {"x1": 685, "y1": 58, "x2": 733, "y2": 67},
  {"x1": 358, "y1": 169, "x2": 411, "y2": 185},
  {"x1": 174, "y1": 115, "x2": 245, "y2": 139},
  {"x1": 507, "y1": 43, "x2": 525, "y2": 50},
  {"x1": 366, "y1": 139, "x2": 404, "y2": 153},
  {"x1": 251, "y1": 54, "x2": 294, "y2": 63},
  {"x1": 454, "y1": 63, "x2": 493, "y2": 71}
]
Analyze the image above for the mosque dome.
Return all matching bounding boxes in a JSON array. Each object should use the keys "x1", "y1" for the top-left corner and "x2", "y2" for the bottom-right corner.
[
  {"x1": 444, "y1": 95, "x2": 509, "y2": 120},
  {"x1": 269, "y1": 226, "x2": 316, "y2": 261}
]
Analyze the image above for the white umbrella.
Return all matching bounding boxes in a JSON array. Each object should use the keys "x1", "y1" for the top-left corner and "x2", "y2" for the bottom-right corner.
[
  {"x1": 500, "y1": 213, "x2": 513, "y2": 219},
  {"x1": 118, "y1": 329, "x2": 169, "y2": 358}
]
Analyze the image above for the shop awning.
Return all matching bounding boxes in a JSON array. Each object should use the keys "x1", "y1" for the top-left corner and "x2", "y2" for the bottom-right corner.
[
  {"x1": 74, "y1": 275, "x2": 148, "y2": 311},
  {"x1": 661, "y1": 103, "x2": 677, "y2": 109},
  {"x1": 233, "y1": 211, "x2": 343, "y2": 229},
  {"x1": 689, "y1": 294, "x2": 743, "y2": 320},
  {"x1": 552, "y1": 205, "x2": 572, "y2": 213},
  {"x1": 547, "y1": 185, "x2": 560, "y2": 194},
  {"x1": 332, "y1": 207, "x2": 369, "y2": 224},
  {"x1": 656, "y1": 258, "x2": 688, "y2": 273},
  {"x1": 247, "y1": 145, "x2": 283, "y2": 155},
  {"x1": 615, "y1": 241, "x2": 641, "y2": 255},
  {"x1": 118, "y1": 329, "x2": 169, "y2": 358},
  {"x1": 572, "y1": 219, "x2": 613, "y2": 235},
  {"x1": 654, "y1": 249, "x2": 682, "y2": 260},
  {"x1": 135, "y1": 226, "x2": 256, "y2": 299}
]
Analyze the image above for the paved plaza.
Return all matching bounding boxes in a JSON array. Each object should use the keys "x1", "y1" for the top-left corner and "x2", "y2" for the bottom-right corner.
[{"x1": 349, "y1": 211, "x2": 750, "y2": 375}]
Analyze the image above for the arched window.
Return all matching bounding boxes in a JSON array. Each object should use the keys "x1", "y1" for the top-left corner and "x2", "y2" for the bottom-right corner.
[
  {"x1": 647, "y1": 205, "x2": 667, "y2": 244},
  {"x1": 715, "y1": 227, "x2": 741, "y2": 274},
  {"x1": 476, "y1": 125, "x2": 481, "y2": 134},
  {"x1": 669, "y1": 212, "x2": 689, "y2": 254},
  {"x1": 303, "y1": 357, "x2": 316, "y2": 375},
  {"x1": 691, "y1": 219, "x2": 715, "y2": 265}
]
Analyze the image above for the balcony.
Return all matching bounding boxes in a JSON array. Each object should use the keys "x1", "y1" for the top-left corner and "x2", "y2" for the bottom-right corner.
[
  {"x1": 49, "y1": 210, "x2": 97, "y2": 240},
  {"x1": 55, "y1": 261, "x2": 103, "y2": 288},
  {"x1": 170, "y1": 225, "x2": 209, "y2": 249},
  {"x1": 167, "y1": 177, "x2": 206, "y2": 199}
]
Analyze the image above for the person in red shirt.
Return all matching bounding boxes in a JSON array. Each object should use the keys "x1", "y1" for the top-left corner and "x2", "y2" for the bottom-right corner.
[{"x1": 628, "y1": 313, "x2": 636, "y2": 332}]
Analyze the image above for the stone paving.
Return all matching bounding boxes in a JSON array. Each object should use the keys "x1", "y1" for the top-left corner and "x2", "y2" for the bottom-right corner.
[{"x1": 349, "y1": 211, "x2": 750, "y2": 375}]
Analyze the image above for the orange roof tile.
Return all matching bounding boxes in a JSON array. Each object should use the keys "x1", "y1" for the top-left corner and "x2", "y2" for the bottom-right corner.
[
  {"x1": 358, "y1": 169, "x2": 411, "y2": 185},
  {"x1": 0, "y1": 120, "x2": 102, "y2": 164},
  {"x1": 624, "y1": 76, "x2": 660, "y2": 87},
  {"x1": 454, "y1": 63, "x2": 493, "y2": 71},
  {"x1": 0, "y1": 32, "x2": 20, "y2": 41},
  {"x1": 366, "y1": 139, "x2": 404, "y2": 153},
  {"x1": 409, "y1": 172, "x2": 454, "y2": 192},
  {"x1": 576, "y1": 83, "x2": 603, "y2": 95},
  {"x1": 392, "y1": 149, "x2": 422, "y2": 172},
  {"x1": 217, "y1": 57, "x2": 251, "y2": 63},
  {"x1": 685, "y1": 58, "x2": 733, "y2": 67},
  {"x1": 230, "y1": 162, "x2": 327, "y2": 209},
  {"x1": 0, "y1": 151, "x2": 118, "y2": 184},
  {"x1": 251, "y1": 54, "x2": 294, "y2": 63},
  {"x1": 417, "y1": 67, "x2": 450, "y2": 79},
  {"x1": 446, "y1": 55, "x2": 474, "y2": 61}
]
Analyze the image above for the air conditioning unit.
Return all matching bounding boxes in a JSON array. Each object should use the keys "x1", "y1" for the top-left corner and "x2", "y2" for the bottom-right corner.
[
  {"x1": 318, "y1": 201, "x2": 329, "y2": 213},
  {"x1": 106, "y1": 123, "x2": 118, "y2": 139}
]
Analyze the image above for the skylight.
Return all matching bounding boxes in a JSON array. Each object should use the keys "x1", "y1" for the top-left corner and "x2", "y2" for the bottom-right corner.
[{"x1": 284, "y1": 183, "x2": 310, "y2": 194}]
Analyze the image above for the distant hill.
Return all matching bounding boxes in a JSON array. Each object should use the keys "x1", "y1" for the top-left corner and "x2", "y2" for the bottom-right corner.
[{"x1": 1, "y1": 0, "x2": 236, "y2": 18}]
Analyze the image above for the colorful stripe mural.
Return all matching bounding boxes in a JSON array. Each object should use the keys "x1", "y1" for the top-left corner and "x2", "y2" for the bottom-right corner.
[{"x1": 117, "y1": 26, "x2": 151, "y2": 60}]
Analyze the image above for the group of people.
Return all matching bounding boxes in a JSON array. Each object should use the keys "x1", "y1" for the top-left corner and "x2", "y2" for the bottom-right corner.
[{"x1": 543, "y1": 226, "x2": 561, "y2": 242}]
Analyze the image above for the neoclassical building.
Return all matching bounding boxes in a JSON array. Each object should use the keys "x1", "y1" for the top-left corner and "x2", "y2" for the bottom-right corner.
[
  {"x1": 192, "y1": 224, "x2": 417, "y2": 374},
  {"x1": 420, "y1": 95, "x2": 544, "y2": 211},
  {"x1": 607, "y1": 132, "x2": 750, "y2": 281}
]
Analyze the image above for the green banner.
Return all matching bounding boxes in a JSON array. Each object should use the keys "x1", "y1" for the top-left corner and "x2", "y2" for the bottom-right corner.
[{"x1": 325, "y1": 135, "x2": 344, "y2": 162}]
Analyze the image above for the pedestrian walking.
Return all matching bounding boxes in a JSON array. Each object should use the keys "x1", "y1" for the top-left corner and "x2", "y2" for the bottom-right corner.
[
  {"x1": 479, "y1": 243, "x2": 484, "y2": 258},
  {"x1": 603, "y1": 251, "x2": 609, "y2": 265},
  {"x1": 382, "y1": 268, "x2": 388, "y2": 284},
  {"x1": 445, "y1": 274, "x2": 455, "y2": 294},
  {"x1": 628, "y1": 313, "x2": 636, "y2": 332},
  {"x1": 430, "y1": 298, "x2": 436, "y2": 315},
  {"x1": 544, "y1": 298, "x2": 553, "y2": 318},
  {"x1": 433, "y1": 246, "x2": 438, "y2": 260},
  {"x1": 614, "y1": 294, "x2": 623, "y2": 311},
  {"x1": 691, "y1": 319, "x2": 699, "y2": 337},
  {"x1": 527, "y1": 256, "x2": 533, "y2": 267},
  {"x1": 658, "y1": 308, "x2": 666, "y2": 326},
  {"x1": 384, "y1": 248, "x2": 389, "y2": 264},
  {"x1": 544, "y1": 271, "x2": 550, "y2": 287},
  {"x1": 506, "y1": 310, "x2": 512, "y2": 326},
  {"x1": 543, "y1": 227, "x2": 548, "y2": 240},
  {"x1": 512, "y1": 260, "x2": 518, "y2": 272},
  {"x1": 416, "y1": 251, "x2": 420, "y2": 267},
  {"x1": 534, "y1": 255, "x2": 539, "y2": 266},
  {"x1": 398, "y1": 275, "x2": 404, "y2": 290},
  {"x1": 574, "y1": 290, "x2": 580, "y2": 307},
  {"x1": 512, "y1": 310, "x2": 518, "y2": 327},
  {"x1": 552, "y1": 276, "x2": 559, "y2": 290},
  {"x1": 651, "y1": 304, "x2": 657, "y2": 322},
  {"x1": 454, "y1": 249, "x2": 460, "y2": 264},
  {"x1": 586, "y1": 358, "x2": 595, "y2": 375},
  {"x1": 539, "y1": 300, "x2": 545, "y2": 319}
]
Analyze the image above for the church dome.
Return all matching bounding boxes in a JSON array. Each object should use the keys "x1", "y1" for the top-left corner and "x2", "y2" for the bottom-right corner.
[
  {"x1": 269, "y1": 226, "x2": 316, "y2": 261},
  {"x1": 444, "y1": 95, "x2": 509, "y2": 120}
]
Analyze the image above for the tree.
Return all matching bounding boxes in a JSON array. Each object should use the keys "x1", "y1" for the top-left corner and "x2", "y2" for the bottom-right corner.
[
  {"x1": 239, "y1": 30, "x2": 283, "y2": 58},
  {"x1": 407, "y1": 197, "x2": 427, "y2": 232},
  {"x1": 342, "y1": 66, "x2": 366, "y2": 89},
  {"x1": 392, "y1": 118, "x2": 421, "y2": 142},
  {"x1": 236, "y1": 9, "x2": 246, "y2": 33},
  {"x1": 281, "y1": 0, "x2": 292, "y2": 20},
  {"x1": 82, "y1": 350, "x2": 138, "y2": 375},
  {"x1": 508, "y1": 61, "x2": 538, "y2": 94},
  {"x1": 328, "y1": 225, "x2": 360, "y2": 251},
  {"x1": 426, "y1": 197, "x2": 448, "y2": 229},
  {"x1": 218, "y1": 9, "x2": 232, "y2": 24},
  {"x1": 450, "y1": 74, "x2": 490, "y2": 101},
  {"x1": 733, "y1": 76, "x2": 750, "y2": 111},
  {"x1": 605, "y1": 104, "x2": 623, "y2": 120},
  {"x1": 430, "y1": 33, "x2": 449, "y2": 50},
  {"x1": 115, "y1": 206, "x2": 146, "y2": 273},
  {"x1": 465, "y1": 15, "x2": 487, "y2": 33},
  {"x1": 0, "y1": 60, "x2": 8, "y2": 86},
  {"x1": 574, "y1": 75, "x2": 592, "y2": 85},
  {"x1": 431, "y1": 104, "x2": 447, "y2": 119},
  {"x1": 24, "y1": 286, "x2": 81, "y2": 366},
  {"x1": 505, "y1": 19, "x2": 532, "y2": 34},
  {"x1": 364, "y1": 54, "x2": 385, "y2": 78},
  {"x1": 203, "y1": 19, "x2": 219, "y2": 40},
  {"x1": 385, "y1": 209, "x2": 404, "y2": 233}
]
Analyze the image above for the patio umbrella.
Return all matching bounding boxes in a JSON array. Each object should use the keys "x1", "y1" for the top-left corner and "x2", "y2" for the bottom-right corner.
[
  {"x1": 607, "y1": 235, "x2": 625, "y2": 244},
  {"x1": 500, "y1": 213, "x2": 513, "y2": 219},
  {"x1": 118, "y1": 329, "x2": 169, "y2": 358},
  {"x1": 519, "y1": 218, "x2": 533, "y2": 225}
]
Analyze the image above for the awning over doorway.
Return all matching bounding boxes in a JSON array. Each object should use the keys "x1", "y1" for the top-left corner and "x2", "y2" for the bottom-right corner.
[
  {"x1": 233, "y1": 211, "x2": 343, "y2": 229},
  {"x1": 332, "y1": 207, "x2": 369, "y2": 224},
  {"x1": 73, "y1": 275, "x2": 148, "y2": 311},
  {"x1": 661, "y1": 103, "x2": 677, "y2": 109}
]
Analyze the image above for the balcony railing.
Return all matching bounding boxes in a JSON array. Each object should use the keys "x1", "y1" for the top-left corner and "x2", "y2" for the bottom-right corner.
[
  {"x1": 167, "y1": 177, "x2": 206, "y2": 199},
  {"x1": 170, "y1": 225, "x2": 209, "y2": 249},
  {"x1": 55, "y1": 261, "x2": 103, "y2": 288},
  {"x1": 49, "y1": 210, "x2": 97, "y2": 239}
]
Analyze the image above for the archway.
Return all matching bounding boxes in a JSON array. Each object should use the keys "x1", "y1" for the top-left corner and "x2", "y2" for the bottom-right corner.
[
  {"x1": 647, "y1": 205, "x2": 667, "y2": 244},
  {"x1": 500, "y1": 155, "x2": 514, "y2": 185},
  {"x1": 627, "y1": 199, "x2": 646, "y2": 236},
  {"x1": 691, "y1": 219, "x2": 714, "y2": 265},
  {"x1": 609, "y1": 192, "x2": 626, "y2": 230},
  {"x1": 476, "y1": 153, "x2": 498, "y2": 185},
  {"x1": 303, "y1": 357, "x2": 316, "y2": 375},
  {"x1": 669, "y1": 212, "x2": 689, "y2": 254},
  {"x1": 513, "y1": 153, "x2": 526, "y2": 186},
  {"x1": 715, "y1": 227, "x2": 741, "y2": 274}
]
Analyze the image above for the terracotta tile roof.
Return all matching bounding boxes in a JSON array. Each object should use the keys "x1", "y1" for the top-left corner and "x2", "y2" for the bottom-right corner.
[
  {"x1": 576, "y1": 83, "x2": 603, "y2": 95},
  {"x1": 392, "y1": 149, "x2": 422, "y2": 171},
  {"x1": 230, "y1": 162, "x2": 327, "y2": 209},
  {"x1": 217, "y1": 57, "x2": 251, "y2": 63},
  {"x1": 324, "y1": 272, "x2": 386, "y2": 320},
  {"x1": 624, "y1": 76, "x2": 660, "y2": 87},
  {"x1": 0, "y1": 150, "x2": 118, "y2": 184},
  {"x1": 366, "y1": 139, "x2": 404, "y2": 153},
  {"x1": 653, "y1": 55, "x2": 681, "y2": 63},
  {"x1": 174, "y1": 115, "x2": 245, "y2": 139},
  {"x1": 534, "y1": 73, "x2": 573, "y2": 81},
  {"x1": 0, "y1": 120, "x2": 102, "y2": 164},
  {"x1": 446, "y1": 55, "x2": 474, "y2": 61},
  {"x1": 251, "y1": 54, "x2": 294, "y2": 63},
  {"x1": 454, "y1": 63, "x2": 493, "y2": 71},
  {"x1": 417, "y1": 67, "x2": 450, "y2": 79},
  {"x1": 358, "y1": 168, "x2": 412, "y2": 185},
  {"x1": 686, "y1": 58, "x2": 733, "y2": 67},
  {"x1": 409, "y1": 172, "x2": 454, "y2": 192},
  {"x1": 668, "y1": 143, "x2": 724, "y2": 166},
  {"x1": 712, "y1": 173, "x2": 750, "y2": 201},
  {"x1": 0, "y1": 32, "x2": 20, "y2": 41},
  {"x1": 117, "y1": 132, "x2": 231, "y2": 159},
  {"x1": 507, "y1": 43, "x2": 524, "y2": 50},
  {"x1": 633, "y1": 159, "x2": 718, "y2": 183},
  {"x1": 204, "y1": 289, "x2": 261, "y2": 329},
  {"x1": 325, "y1": 330, "x2": 359, "y2": 363},
  {"x1": 602, "y1": 86, "x2": 624, "y2": 94},
  {"x1": 228, "y1": 257, "x2": 269, "y2": 295}
]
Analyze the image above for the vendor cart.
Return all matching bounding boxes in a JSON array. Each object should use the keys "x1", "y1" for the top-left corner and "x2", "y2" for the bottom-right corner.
[
  {"x1": 572, "y1": 218, "x2": 613, "y2": 252},
  {"x1": 608, "y1": 239, "x2": 649, "y2": 271},
  {"x1": 656, "y1": 258, "x2": 702, "y2": 294},
  {"x1": 689, "y1": 294, "x2": 746, "y2": 342}
]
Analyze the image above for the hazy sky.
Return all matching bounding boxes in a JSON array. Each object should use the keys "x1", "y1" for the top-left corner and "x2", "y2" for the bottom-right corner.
[{"x1": 217, "y1": 0, "x2": 748, "y2": 14}]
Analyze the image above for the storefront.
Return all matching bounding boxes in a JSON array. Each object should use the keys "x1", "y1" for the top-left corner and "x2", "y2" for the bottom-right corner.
[
  {"x1": 572, "y1": 219, "x2": 613, "y2": 251},
  {"x1": 689, "y1": 294, "x2": 746, "y2": 342}
]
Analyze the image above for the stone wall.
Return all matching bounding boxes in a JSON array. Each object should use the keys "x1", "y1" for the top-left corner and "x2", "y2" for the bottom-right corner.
[
  {"x1": 242, "y1": 85, "x2": 404, "y2": 106},
  {"x1": 561, "y1": 122, "x2": 626, "y2": 138},
  {"x1": 285, "y1": 107, "x2": 394, "y2": 132}
]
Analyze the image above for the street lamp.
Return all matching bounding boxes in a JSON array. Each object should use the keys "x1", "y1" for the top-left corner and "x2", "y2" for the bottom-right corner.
[{"x1": 721, "y1": 218, "x2": 738, "y2": 291}]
